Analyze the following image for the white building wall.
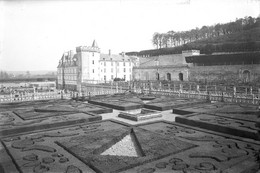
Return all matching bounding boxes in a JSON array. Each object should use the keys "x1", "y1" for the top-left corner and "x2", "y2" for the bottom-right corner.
[{"x1": 88, "y1": 52, "x2": 100, "y2": 81}]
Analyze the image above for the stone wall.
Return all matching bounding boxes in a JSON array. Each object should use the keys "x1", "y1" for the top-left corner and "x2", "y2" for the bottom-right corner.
[
  {"x1": 139, "y1": 54, "x2": 187, "y2": 67},
  {"x1": 134, "y1": 53, "x2": 191, "y2": 81},
  {"x1": 133, "y1": 66, "x2": 189, "y2": 81},
  {"x1": 189, "y1": 64, "x2": 260, "y2": 83}
]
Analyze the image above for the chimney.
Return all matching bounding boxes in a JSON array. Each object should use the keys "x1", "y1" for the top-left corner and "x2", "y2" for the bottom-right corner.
[
  {"x1": 121, "y1": 52, "x2": 125, "y2": 57},
  {"x1": 109, "y1": 49, "x2": 111, "y2": 56}
]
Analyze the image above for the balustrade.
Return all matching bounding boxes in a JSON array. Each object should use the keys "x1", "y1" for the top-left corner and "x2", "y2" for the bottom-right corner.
[{"x1": 2, "y1": 81, "x2": 259, "y2": 104}]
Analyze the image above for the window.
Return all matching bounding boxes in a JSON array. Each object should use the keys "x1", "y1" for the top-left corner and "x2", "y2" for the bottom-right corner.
[
  {"x1": 130, "y1": 74, "x2": 131, "y2": 80},
  {"x1": 92, "y1": 60, "x2": 94, "y2": 64},
  {"x1": 124, "y1": 68, "x2": 126, "y2": 72},
  {"x1": 124, "y1": 75, "x2": 126, "y2": 80},
  {"x1": 111, "y1": 75, "x2": 113, "y2": 80},
  {"x1": 167, "y1": 73, "x2": 171, "y2": 81},
  {"x1": 111, "y1": 68, "x2": 113, "y2": 73},
  {"x1": 156, "y1": 72, "x2": 160, "y2": 80},
  {"x1": 117, "y1": 62, "x2": 119, "y2": 66},
  {"x1": 104, "y1": 75, "x2": 106, "y2": 81},
  {"x1": 123, "y1": 62, "x2": 125, "y2": 66},
  {"x1": 104, "y1": 62, "x2": 106, "y2": 66},
  {"x1": 111, "y1": 62, "x2": 113, "y2": 66},
  {"x1": 92, "y1": 53, "x2": 94, "y2": 56},
  {"x1": 93, "y1": 69, "x2": 94, "y2": 73},
  {"x1": 179, "y1": 73, "x2": 183, "y2": 81},
  {"x1": 104, "y1": 69, "x2": 106, "y2": 73}
]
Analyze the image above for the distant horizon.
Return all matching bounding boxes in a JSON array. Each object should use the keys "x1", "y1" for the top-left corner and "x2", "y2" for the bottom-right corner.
[
  {"x1": 1, "y1": 0, "x2": 259, "y2": 71},
  {"x1": 1, "y1": 70, "x2": 56, "y2": 75}
]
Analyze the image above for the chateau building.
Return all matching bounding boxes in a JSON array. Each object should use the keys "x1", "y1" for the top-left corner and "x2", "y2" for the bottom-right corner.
[{"x1": 57, "y1": 40, "x2": 138, "y2": 91}]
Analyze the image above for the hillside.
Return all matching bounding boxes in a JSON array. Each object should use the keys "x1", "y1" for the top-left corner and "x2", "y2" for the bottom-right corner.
[
  {"x1": 126, "y1": 27, "x2": 260, "y2": 57},
  {"x1": 192, "y1": 27, "x2": 260, "y2": 44}
]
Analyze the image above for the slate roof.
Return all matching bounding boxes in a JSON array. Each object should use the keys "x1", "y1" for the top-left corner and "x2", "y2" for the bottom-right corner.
[
  {"x1": 186, "y1": 52, "x2": 260, "y2": 63},
  {"x1": 92, "y1": 40, "x2": 98, "y2": 48},
  {"x1": 139, "y1": 54, "x2": 185, "y2": 66},
  {"x1": 100, "y1": 54, "x2": 132, "y2": 62}
]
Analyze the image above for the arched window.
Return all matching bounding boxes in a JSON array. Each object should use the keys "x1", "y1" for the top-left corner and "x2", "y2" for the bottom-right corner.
[
  {"x1": 156, "y1": 72, "x2": 160, "y2": 80},
  {"x1": 167, "y1": 73, "x2": 171, "y2": 81},
  {"x1": 179, "y1": 73, "x2": 183, "y2": 81},
  {"x1": 242, "y1": 70, "x2": 250, "y2": 83}
]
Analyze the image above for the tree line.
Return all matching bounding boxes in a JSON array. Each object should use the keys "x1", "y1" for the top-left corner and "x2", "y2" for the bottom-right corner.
[
  {"x1": 0, "y1": 71, "x2": 12, "y2": 79},
  {"x1": 152, "y1": 16, "x2": 260, "y2": 49},
  {"x1": 0, "y1": 71, "x2": 57, "y2": 79}
]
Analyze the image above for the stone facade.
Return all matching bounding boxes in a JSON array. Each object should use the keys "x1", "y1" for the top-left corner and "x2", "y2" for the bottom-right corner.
[
  {"x1": 186, "y1": 52, "x2": 260, "y2": 83},
  {"x1": 133, "y1": 50, "x2": 260, "y2": 84},
  {"x1": 133, "y1": 50, "x2": 199, "y2": 81},
  {"x1": 189, "y1": 64, "x2": 260, "y2": 83}
]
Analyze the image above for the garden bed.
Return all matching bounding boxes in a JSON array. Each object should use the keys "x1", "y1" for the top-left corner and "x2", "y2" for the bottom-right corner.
[{"x1": 118, "y1": 109, "x2": 162, "y2": 121}]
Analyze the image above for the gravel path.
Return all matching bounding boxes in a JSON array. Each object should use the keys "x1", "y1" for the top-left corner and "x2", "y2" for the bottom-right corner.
[{"x1": 101, "y1": 133, "x2": 142, "y2": 157}]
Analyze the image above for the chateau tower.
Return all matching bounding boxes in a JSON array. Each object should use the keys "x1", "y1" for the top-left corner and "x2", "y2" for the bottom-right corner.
[{"x1": 76, "y1": 40, "x2": 101, "y2": 83}]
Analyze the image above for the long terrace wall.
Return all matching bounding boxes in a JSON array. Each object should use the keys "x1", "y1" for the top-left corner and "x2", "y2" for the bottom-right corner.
[
  {"x1": 133, "y1": 66, "x2": 189, "y2": 81},
  {"x1": 189, "y1": 64, "x2": 260, "y2": 83}
]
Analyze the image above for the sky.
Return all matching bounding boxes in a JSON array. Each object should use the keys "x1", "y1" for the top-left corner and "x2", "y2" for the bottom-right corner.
[{"x1": 0, "y1": 0, "x2": 259, "y2": 71}]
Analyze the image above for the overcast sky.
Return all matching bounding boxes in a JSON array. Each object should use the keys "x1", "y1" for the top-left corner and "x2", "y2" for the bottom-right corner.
[{"x1": 0, "y1": 0, "x2": 259, "y2": 71}]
